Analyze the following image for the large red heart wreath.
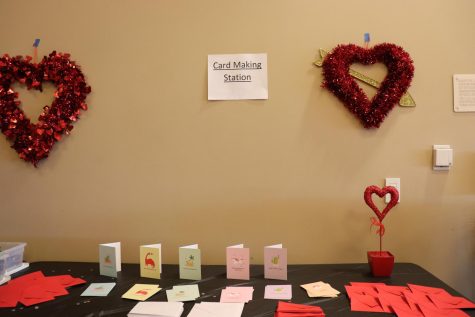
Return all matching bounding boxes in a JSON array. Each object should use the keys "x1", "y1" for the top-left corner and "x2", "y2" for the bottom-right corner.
[
  {"x1": 0, "y1": 52, "x2": 91, "y2": 166},
  {"x1": 322, "y1": 43, "x2": 414, "y2": 128}
]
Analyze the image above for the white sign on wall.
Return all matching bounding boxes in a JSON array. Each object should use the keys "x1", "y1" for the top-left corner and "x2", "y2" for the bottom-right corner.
[
  {"x1": 453, "y1": 74, "x2": 475, "y2": 112},
  {"x1": 208, "y1": 53, "x2": 268, "y2": 100}
]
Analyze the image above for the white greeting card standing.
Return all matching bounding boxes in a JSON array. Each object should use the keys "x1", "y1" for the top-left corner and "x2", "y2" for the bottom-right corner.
[{"x1": 99, "y1": 242, "x2": 121, "y2": 277}]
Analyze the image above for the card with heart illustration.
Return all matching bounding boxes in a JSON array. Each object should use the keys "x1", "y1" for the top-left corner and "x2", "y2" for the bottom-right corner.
[
  {"x1": 140, "y1": 243, "x2": 162, "y2": 279},
  {"x1": 226, "y1": 244, "x2": 250, "y2": 280}
]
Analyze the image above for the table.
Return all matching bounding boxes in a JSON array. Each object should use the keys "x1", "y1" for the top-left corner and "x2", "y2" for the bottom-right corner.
[{"x1": 1, "y1": 262, "x2": 473, "y2": 317}]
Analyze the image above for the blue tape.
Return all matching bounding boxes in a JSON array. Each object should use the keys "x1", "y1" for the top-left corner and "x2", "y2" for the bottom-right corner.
[
  {"x1": 33, "y1": 39, "x2": 40, "y2": 47},
  {"x1": 364, "y1": 33, "x2": 370, "y2": 43}
]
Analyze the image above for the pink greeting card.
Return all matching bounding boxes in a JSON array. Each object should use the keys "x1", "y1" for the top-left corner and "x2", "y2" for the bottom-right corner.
[
  {"x1": 226, "y1": 244, "x2": 250, "y2": 280},
  {"x1": 264, "y1": 244, "x2": 287, "y2": 280}
]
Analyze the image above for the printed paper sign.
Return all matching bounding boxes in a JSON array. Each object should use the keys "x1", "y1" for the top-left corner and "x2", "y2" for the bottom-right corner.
[
  {"x1": 226, "y1": 244, "x2": 250, "y2": 280},
  {"x1": 99, "y1": 242, "x2": 121, "y2": 277},
  {"x1": 140, "y1": 243, "x2": 162, "y2": 279},
  {"x1": 264, "y1": 244, "x2": 287, "y2": 280},
  {"x1": 453, "y1": 74, "x2": 475, "y2": 112},
  {"x1": 208, "y1": 53, "x2": 268, "y2": 100},
  {"x1": 179, "y1": 244, "x2": 202, "y2": 280}
]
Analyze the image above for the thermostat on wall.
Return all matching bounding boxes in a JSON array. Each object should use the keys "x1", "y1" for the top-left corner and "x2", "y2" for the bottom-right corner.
[{"x1": 433, "y1": 145, "x2": 453, "y2": 171}]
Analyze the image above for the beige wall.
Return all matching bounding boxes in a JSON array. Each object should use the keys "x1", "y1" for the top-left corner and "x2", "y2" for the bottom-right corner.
[{"x1": 1, "y1": 0, "x2": 475, "y2": 298}]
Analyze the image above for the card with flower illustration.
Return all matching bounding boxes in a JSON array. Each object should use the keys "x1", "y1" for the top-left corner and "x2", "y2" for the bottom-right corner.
[
  {"x1": 140, "y1": 243, "x2": 162, "y2": 279},
  {"x1": 226, "y1": 244, "x2": 250, "y2": 280},
  {"x1": 99, "y1": 242, "x2": 121, "y2": 277},
  {"x1": 264, "y1": 244, "x2": 287, "y2": 280},
  {"x1": 179, "y1": 244, "x2": 201, "y2": 280}
]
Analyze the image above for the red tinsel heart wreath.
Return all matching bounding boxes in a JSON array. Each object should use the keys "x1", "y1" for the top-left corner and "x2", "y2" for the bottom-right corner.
[
  {"x1": 364, "y1": 185, "x2": 399, "y2": 222},
  {"x1": 0, "y1": 52, "x2": 91, "y2": 166},
  {"x1": 322, "y1": 43, "x2": 414, "y2": 128}
]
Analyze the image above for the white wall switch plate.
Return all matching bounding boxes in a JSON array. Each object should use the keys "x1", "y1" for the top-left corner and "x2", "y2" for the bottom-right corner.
[{"x1": 385, "y1": 178, "x2": 400, "y2": 203}]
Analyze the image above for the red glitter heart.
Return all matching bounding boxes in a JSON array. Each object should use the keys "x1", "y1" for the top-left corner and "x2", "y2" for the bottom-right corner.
[
  {"x1": 322, "y1": 43, "x2": 414, "y2": 128},
  {"x1": 0, "y1": 52, "x2": 91, "y2": 166},
  {"x1": 364, "y1": 185, "x2": 399, "y2": 222}
]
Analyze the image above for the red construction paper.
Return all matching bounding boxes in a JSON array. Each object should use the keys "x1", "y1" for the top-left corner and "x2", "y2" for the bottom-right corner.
[
  {"x1": 0, "y1": 284, "x2": 21, "y2": 308},
  {"x1": 391, "y1": 303, "x2": 424, "y2": 317},
  {"x1": 407, "y1": 284, "x2": 450, "y2": 296},
  {"x1": 45, "y1": 275, "x2": 85, "y2": 287},
  {"x1": 349, "y1": 293, "x2": 385, "y2": 313},
  {"x1": 277, "y1": 301, "x2": 324, "y2": 313},
  {"x1": 0, "y1": 271, "x2": 86, "y2": 308},
  {"x1": 275, "y1": 313, "x2": 325, "y2": 317},
  {"x1": 19, "y1": 295, "x2": 56, "y2": 307},
  {"x1": 429, "y1": 293, "x2": 475, "y2": 310},
  {"x1": 376, "y1": 285, "x2": 410, "y2": 296},
  {"x1": 418, "y1": 303, "x2": 470, "y2": 317},
  {"x1": 345, "y1": 285, "x2": 378, "y2": 297},
  {"x1": 275, "y1": 301, "x2": 325, "y2": 316},
  {"x1": 377, "y1": 289, "x2": 407, "y2": 313}
]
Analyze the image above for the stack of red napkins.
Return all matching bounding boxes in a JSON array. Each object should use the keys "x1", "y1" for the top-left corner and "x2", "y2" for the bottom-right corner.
[
  {"x1": 275, "y1": 301, "x2": 325, "y2": 317},
  {"x1": 345, "y1": 282, "x2": 475, "y2": 317},
  {"x1": 0, "y1": 271, "x2": 86, "y2": 308}
]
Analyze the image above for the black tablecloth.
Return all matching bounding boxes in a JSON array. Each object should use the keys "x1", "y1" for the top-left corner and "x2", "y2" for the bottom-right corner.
[{"x1": 1, "y1": 262, "x2": 473, "y2": 317}]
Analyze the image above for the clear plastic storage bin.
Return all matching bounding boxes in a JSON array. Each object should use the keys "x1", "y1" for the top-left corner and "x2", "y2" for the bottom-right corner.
[
  {"x1": 0, "y1": 242, "x2": 26, "y2": 273},
  {"x1": 0, "y1": 254, "x2": 7, "y2": 281}
]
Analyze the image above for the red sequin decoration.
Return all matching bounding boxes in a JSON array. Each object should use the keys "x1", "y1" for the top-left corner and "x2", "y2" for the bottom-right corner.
[
  {"x1": 0, "y1": 52, "x2": 91, "y2": 166},
  {"x1": 322, "y1": 43, "x2": 414, "y2": 128}
]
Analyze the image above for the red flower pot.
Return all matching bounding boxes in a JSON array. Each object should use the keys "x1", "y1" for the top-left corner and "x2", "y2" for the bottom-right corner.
[{"x1": 367, "y1": 251, "x2": 394, "y2": 277}]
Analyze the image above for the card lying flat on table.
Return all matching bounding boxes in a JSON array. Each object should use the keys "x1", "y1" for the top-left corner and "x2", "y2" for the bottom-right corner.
[
  {"x1": 220, "y1": 286, "x2": 254, "y2": 303},
  {"x1": 166, "y1": 284, "x2": 200, "y2": 302},
  {"x1": 81, "y1": 283, "x2": 116, "y2": 297},
  {"x1": 264, "y1": 285, "x2": 292, "y2": 300},
  {"x1": 301, "y1": 281, "x2": 340, "y2": 298},
  {"x1": 188, "y1": 302, "x2": 245, "y2": 317},
  {"x1": 128, "y1": 301, "x2": 184, "y2": 317},
  {"x1": 122, "y1": 284, "x2": 161, "y2": 301}
]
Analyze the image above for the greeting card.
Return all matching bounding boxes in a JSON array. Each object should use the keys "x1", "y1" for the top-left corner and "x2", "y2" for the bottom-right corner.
[
  {"x1": 226, "y1": 244, "x2": 250, "y2": 280},
  {"x1": 179, "y1": 244, "x2": 202, "y2": 280},
  {"x1": 220, "y1": 286, "x2": 254, "y2": 303},
  {"x1": 99, "y1": 242, "x2": 121, "y2": 277},
  {"x1": 128, "y1": 302, "x2": 184, "y2": 317},
  {"x1": 81, "y1": 283, "x2": 116, "y2": 297},
  {"x1": 166, "y1": 285, "x2": 200, "y2": 302},
  {"x1": 122, "y1": 284, "x2": 161, "y2": 301},
  {"x1": 140, "y1": 243, "x2": 162, "y2": 279},
  {"x1": 264, "y1": 244, "x2": 287, "y2": 280},
  {"x1": 264, "y1": 285, "x2": 292, "y2": 300}
]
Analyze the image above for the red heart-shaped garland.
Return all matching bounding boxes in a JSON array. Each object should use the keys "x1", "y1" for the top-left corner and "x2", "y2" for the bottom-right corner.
[
  {"x1": 364, "y1": 185, "x2": 399, "y2": 222},
  {"x1": 0, "y1": 52, "x2": 91, "y2": 166},
  {"x1": 322, "y1": 43, "x2": 414, "y2": 128}
]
